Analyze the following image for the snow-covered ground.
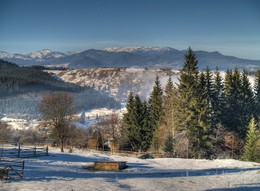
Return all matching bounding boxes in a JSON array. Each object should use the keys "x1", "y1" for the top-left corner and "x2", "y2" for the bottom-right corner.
[{"x1": 1, "y1": 148, "x2": 260, "y2": 191}]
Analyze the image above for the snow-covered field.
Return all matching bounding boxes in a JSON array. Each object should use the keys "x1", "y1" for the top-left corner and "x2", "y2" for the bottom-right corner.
[{"x1": 1, "y1": 148, "x2": 260, "y2": 191}]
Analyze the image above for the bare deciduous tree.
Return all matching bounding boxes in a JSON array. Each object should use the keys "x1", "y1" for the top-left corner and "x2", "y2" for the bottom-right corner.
[
  {"x1": 67, "y1": 126, "x2": 88, "y2": 149},
  {"x1": 95, "y1": 113, "x2": 122, "y2": 151},
  {"x1": 39, "y1": 92, "x2": 74, "y2": 152},
  {"x1": 0, "y1": 121, "x2": 12, "y2": 142},
  {"x1": 18, "y1": 128, "x2": 48, "y2": 145}
]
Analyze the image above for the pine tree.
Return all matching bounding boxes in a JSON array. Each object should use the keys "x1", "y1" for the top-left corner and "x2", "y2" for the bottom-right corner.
[
  {"x1": 140, "y1": 100, "x2": 152, "y2": 151},
  {"x1": 223, "y1": 68, "x2": 242, "y2": 133},
  {"x1": 123, "y1": 92, "x2": 134, "y2": 133},
  {"x1": 239, "y1": 70, "x2": 254, "y2": 137},
  {"x1": 212, "y1": 67, "x2": 224, "y2": 125},
  {"x1": 162, "y1": 76, "x2": 188, "y2": 156},
  {"x1": 189, "y1": 76, "x2": 212, "y2": 158},
  {"x1": 223, "y1": 68, "x2": 254, "y2": 138},
  {"x1": 178, "y1": 47, "x2": 199, "y2": 100},
  {"x1": 182, "y1": 47, "x2": 199, "y2": 76},
  {"x1": 163, "y1": 132, "x2": 174, "y2": 155},
  {"x1": 178, "y1": 48, "x2": 211, "y2": 158},
  {"x1": 149, "y1": 75, "x2": 163, "y2": 150},
  {"x1": 123, "y1": 92, "x2": 139, "y2": 151},
  {"x1": 123, "y1": 93, "x2": 153, "y2": 152},
  {"x1": 223, "y1": 69, "x2": 232, "y2": 128},
  {"x1": 130, "y1": 94, "x2": 143, "y2": 151},
  {"x1": 177, "y1": 48, "x2": 200, "y2": 150},
  {"x1": 232, "y1": 68, "x2": 243, "y2": 133},
  {"x1": 243, "y1": 117, "x2": 258, "y2": 162},
  {"x1": 162, "y1": 76, "x2": 178, "y2": 135},
  {"x1": 254, "y1": 70, "x2": 260, "y2": 117},
  {"x1": 204, "y1": 67, "x2": 215, "y2": 125}
]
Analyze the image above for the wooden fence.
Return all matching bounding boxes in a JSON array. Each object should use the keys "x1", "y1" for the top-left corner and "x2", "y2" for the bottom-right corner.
[
  {"x1": 0, "y1": 143, "x2": 48, "y2": 158},
  {"x1": 0, "y1": 158, "x2": 24, "y2": 179}
]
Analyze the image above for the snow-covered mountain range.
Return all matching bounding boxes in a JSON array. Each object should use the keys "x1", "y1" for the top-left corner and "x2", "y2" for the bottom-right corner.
[
  {"x1": 25, "y1": 49, "x2": 65, "y2": 59},
  {"x1": 1, "y1": 47, "x2": 260, "y2": 70},
  {"x1": 104, "y1": 46, "x2": 176, "y2": 54},
  {"x1": 0, "y1": 49, "x2": 73, "y2": 64}
]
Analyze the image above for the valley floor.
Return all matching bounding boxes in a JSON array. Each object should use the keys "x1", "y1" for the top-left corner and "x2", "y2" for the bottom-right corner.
[{"x1": 1, "y1": 148, "x2": 260, "y2": 191}]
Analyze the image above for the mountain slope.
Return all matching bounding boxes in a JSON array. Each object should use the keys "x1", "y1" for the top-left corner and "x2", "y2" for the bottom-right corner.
[
  {"x1": 1, "y1": 47, "x2": 260, "y2": 70},
  {"x1": 0, "y1": 49, "x2": 71, "y2": 65},
  {"x1": 25, "y1": 49, "x2": 66, "y2": 59},
  {"x1": 69, "y1": 48, "x2": 260, "y2": 70},
  {"x1": 0, "y1": 60, "x2": 121, "y2": 120},
  {"x1": 0, "y1": 59, "x2": 81, "y2": 97}
]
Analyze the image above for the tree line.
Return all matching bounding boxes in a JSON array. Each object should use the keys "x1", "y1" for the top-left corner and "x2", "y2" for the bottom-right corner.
[
  {"x1": 122, "y1": 47, "x2": 260, "y2": 161},
  {"x1": 0, "y1": 59, "x2": 81, "y2": 97}
]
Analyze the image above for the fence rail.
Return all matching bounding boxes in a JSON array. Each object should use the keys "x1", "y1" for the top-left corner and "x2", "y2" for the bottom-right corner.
[
  {"x1": 0, "y1": 158, "x2": 24, "y2": 179},
  {"x1": 0, "y1": 143, "x2": 48, "y2": 158}
]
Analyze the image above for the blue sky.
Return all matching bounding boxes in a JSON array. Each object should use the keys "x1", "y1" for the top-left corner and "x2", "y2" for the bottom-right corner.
[{"x1": 0, "y1": 0, "x2": 259, "y2": 59}]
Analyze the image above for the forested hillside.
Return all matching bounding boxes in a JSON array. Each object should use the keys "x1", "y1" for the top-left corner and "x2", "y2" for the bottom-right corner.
[
  {"x1": 0, "y1": 60, "x2": 120, "y2": 119},
  {"x1": 0, "y1": 60, "x2": 81, "y2": 97}
]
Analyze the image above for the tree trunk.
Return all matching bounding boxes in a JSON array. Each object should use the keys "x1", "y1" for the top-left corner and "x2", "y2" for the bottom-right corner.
[
  {"x1": 186, "y1": 139, "x2": 189, "y2": 158},
  {"x1": 60, "y1": 138, "x2": 64, "y2": 152}
]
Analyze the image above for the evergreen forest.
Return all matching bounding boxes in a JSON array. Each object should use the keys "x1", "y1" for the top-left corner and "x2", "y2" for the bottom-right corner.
[{"x1": 122, "y1": 47, "x2": 260, "y2": 161}]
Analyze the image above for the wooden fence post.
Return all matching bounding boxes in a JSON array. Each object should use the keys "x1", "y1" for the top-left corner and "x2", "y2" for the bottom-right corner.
[
  {"x1": 22, "y1": 160, "x2": 25, "y2": 178},
  {"x1": 34, "y1": 146, "x2": 36, "y2": 157},
  {"x1": 0, "y1": 143, "x2": 3, "y2": 158},
  {"x1": 17, "y1": 143, "x2": 21, "y2": 158}
]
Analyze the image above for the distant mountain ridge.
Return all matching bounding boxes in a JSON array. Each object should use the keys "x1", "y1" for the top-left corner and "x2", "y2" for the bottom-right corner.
[
  {"x1": 104, "y1": 46, "x2": 177, "y2": 54},
  {"x1": 1, "y1": 47, "x2": 260, "y2": 70},
  {"x1": 0, "y1": 49, "x2": 73, "y2": 65}
]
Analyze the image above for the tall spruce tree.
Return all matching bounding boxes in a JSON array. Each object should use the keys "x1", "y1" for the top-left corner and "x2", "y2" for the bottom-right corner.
[
  {"x1": 223, "y1": 69, "x2": 233, "y2": 128},
  {"x1": 223, "y1": 69, "x2": 241, "y2": 133},
  {"x1": 149, "y1": 75, "x2": 163, "y2": 150},
  {"x1": 162, "y1": 76, "x2": 178, "y2": 135},
  {"x1": 123, "y1": 92, "x2": 134, "y2": 129},
  {"x1": 182, "y1": 47, "x2": 199, "y2": 76},
  {"x1": 212, "y1": 67, "x2": 224, "y2": 125},
  {"x1": 239, "y1": 70, "x2": 254, "y2": 137},
  {"x1": 163, "y1": 132, "x2": 174, "y2": 155},
  {"x1": 178, "y1": 47, "x2": 199, "y2": 100},
  {"x1": 189, "y1": 72, "x2": 212, "y2": 158},
  {"x1": 163, "y1": 75, "x2": 188, "y2": 146},
  {"x1": 140, "y1": 100, "x2": 152, "y2": 151},
  {"x1": 131, "y1": 94, "x2": 144, "y2": 151},
  {"x1": 254, "y1": 70, "x2": 260, "y2": 117},
  {"x1": 223, "y1": 68, "x2": 254, "y2": 138},
  {"x1": 123, "y1": 93, "x2": 153, "y2": 152},
  {"x1": 204, "y1": 67, "x2": 215, "y2": 126},
  {"x1": 232, "y1": 68, "x2": 243, "y2": 133},
  {"x1": 123, "y1": 92, "x2": 137, "y2": 150},
  {"x1": 178, "y1": 47, "x2": 211, "y2": 158},
  {"x1": 123, "y1": 93, "x2": 139, "y2": 150},
  {"x1": 243, "y1": 117, "x2": 258, "y2": 162},
  {"x1": 177, "y1": 47, "x2": 199, "y2": 140}
]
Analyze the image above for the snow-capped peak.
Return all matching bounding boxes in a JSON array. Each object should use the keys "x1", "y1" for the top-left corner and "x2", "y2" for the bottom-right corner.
[
  {"x1": 0, "y1": 51, "x2": 14, "y2": 59},
  {"x1": 25, "y1": 49, "x2": 65, "y2": 59},
  {"x1": 104, "y1": 46, "x2": 174, "y2": 53}
]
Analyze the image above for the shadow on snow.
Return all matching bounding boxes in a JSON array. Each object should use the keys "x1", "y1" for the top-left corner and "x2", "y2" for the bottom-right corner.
[
  {"x1": 206, "y1": 183, "x2": 260, "y2": 191},
  {"x1": 8, "y1": 152, "x2": 260, "y2": 183}
]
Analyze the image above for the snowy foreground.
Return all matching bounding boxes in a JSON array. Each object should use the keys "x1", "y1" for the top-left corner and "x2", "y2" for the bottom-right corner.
[{"x1": 1, "y1": 148, "x2": 260, "y2": 191}]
